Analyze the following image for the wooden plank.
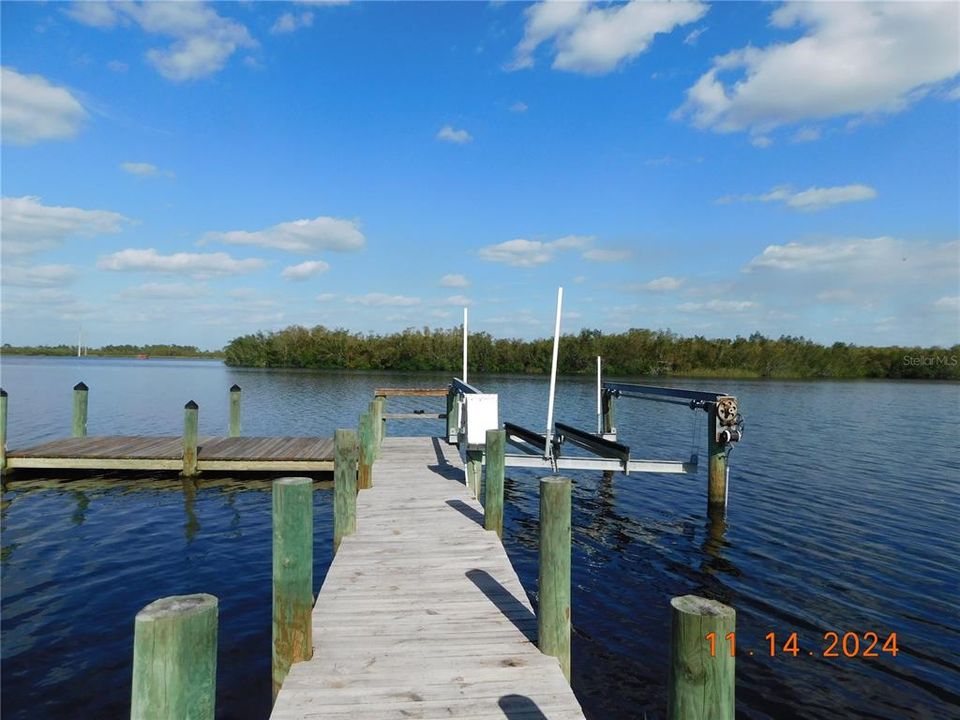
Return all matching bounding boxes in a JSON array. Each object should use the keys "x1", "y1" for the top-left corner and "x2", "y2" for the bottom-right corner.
[
  {"x1": 270, "y1": 436, "x2": 585, "y2": 720},
  {"x1": 373, "y1": 388, "x2": 448, "y2": 397}
]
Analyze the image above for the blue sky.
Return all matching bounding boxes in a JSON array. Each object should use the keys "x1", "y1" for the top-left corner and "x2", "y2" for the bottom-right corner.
[{"x1": 1, "y1": 0, "x2": 958, "y2": 350}]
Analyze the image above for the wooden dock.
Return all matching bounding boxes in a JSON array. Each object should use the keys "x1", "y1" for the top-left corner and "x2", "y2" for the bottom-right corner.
[
  {"x1": 4, "y1": 436, "x2": 334, "y2": 472},
  {"x1": 270, "y1": 436, "x2": 586, "y2": 720}
]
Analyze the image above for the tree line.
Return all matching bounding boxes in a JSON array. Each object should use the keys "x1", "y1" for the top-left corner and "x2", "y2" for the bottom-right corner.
[
  {"x1": 221, "y1": 325, "x2": 960, "y2": 380},
  {"x1": 1, "y1": 343, "x2": 224, "y2": 359}
]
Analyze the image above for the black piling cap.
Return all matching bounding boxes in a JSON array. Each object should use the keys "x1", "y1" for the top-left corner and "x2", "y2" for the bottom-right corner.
[
  {"x1": 74, "y1": 381, "x2": 88, "y2": 391},
  {"x1": 185, "y1": 400, "x2": 199, "y2": 410},
  {"x1": 0, "y1": 388, "x2": 7, "y2": 397},
  {"x1": 230, "y1": 384, "x2": 241, "y2": 392}
]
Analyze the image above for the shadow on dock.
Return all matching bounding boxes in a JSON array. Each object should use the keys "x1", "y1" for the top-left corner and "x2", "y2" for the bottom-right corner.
[
  {"x1": 498, "y1": 694, "x2": 549, "y2": 719},
  {"x1": 428, "y1": 437, "x2": 464, "y2": 482},
  {"x1": 466, "y1": 568, "x2": 537, "y2": 643},
  {"x1": 446, "y1": 499, "x2": 484, "y2": 526}
]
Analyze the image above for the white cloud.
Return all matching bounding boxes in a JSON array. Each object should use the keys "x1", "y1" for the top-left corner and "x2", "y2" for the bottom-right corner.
[
  {"x1": 436, "y1": 125, "x2": 473, "y2": 144},
  {"x1": 678, "y1": 299, "x2": 758, "y2": 313},
  {"x1": 98, "y1": 248, "x2": 265, "y2": 277},
  {"x1": 207, "y1": 215, "x2": 365, "y2": 253},
  {"x1": 121, "y1": 161, "x2": 175, "y2": 178},
  {"x1": 316, "y1": 293, "x2": 337, "y2": 302},
  {"x1": 717, "y1": 184, "x2": 877, "y2": 212},
  {"x1": 120, "y1": 282, "x2": 210, "y2": 299},
  {"x1": 510, "y1": 0, "x2": 708, "y2": 74},
  {"x1": 66, "y1": 2, "x2": 256, "y2": 82},
  {"x1": 684, "y1": 27, "x2": 706, "y2": 46},
  {"x1": 1, "y1": 67, "x2": 87, "y2": 145},
  {"x1": 107, "y1": 60, "x2": 129, "y2": 73},
  {"x1": 271, "y1": 11, "x2": 313, "y2": 35},
  {"x1": 281, "y1": 260, "x2": 330, "y2": 280},
  {"x1": 933, "y1": 296, "x2": 959, "y2": 312},
  {"x1": 1, "y1": 196, "x2": 128, "y2": 256},
  {"x1": 444, "y1": 295, "x2": 472, "y2": 306},
  {"x1": 743, "y1": 236, "x2": 949, "y2": 273},
  {"x1": 583, "y1": 248, "x2": 630, "y2": 262},
  {"x1": 479, "y1": 234, "x2": 610, "y2": 267},
  {"x1": 346, "y1": 293, "x2": 421, "y2": 307},
  {"x1": 509, "y1": 101, "x2": 528, "y2": 113},
  {"x1": 1, "y1": 264, "x2": 76, "y2": 287},
  {"x1": 638, "y1": 276, "x2": 682, "y2": 292},
  {"x1": 440, "y1": 273, "x2": 469, "y2": 288},
  {"x1": 675, "y1": 2, "x2": 960, "y2": 140},
  {"x1": 791, "y1": 127, "x2": 821, "y2": 143}
]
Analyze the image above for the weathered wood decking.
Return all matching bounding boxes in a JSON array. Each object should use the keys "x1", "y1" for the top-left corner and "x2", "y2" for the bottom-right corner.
[
  {"x1": 271, "y1": 436, "x2": 586, "y2": 720},
  {"x1": 5, "y1": 436, "x2": 334, "y2": 472}
]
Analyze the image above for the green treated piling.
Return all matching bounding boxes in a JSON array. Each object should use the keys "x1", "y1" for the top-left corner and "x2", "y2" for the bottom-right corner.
[
  {"x1": 229, "y1": 384, "x2": 241, "y2": 437},
  {"x1": 667, "y1": 595, "x2": 736, "y2": 720},
  {"x1": 707, "y1": 407, "x2": 728, "y2": 509},
  {"x1": 375, "y1": 396, "x2": 387, "y2": 442},
  {"x1": 182, "y1": 401, "x2": 199, "y2": 477},
  {"x1": 131, "y1": 593, "x2": 218, "y2": 720},
  {"x1": 72, "y1": 382, "x2": 88, "y2": 437},
  {"x1": 0, "y1": 388, "x2": 7, "y2": 473},
  {"x1": 538, "y1": 476, "x2": 572, "y2": 682},
  {"x1": 466, "y1": 449, "x2": 483, "y2": 500},
  {"x1": 333, "y1": 429, "x2": 358, "y2": 554},
  {"x1": 272, "y1": 477, "x2": 314, "y2": 702},
  {"x1": 484, "y1": 429, "x2": 505, "y2": 538},
  {"x1": 367, "y1": 401, "x2": 381, "y2": 459},
  {"x1": 602, "y1": 389, "x2": 616, "y2": 436},
  {"x1": 358, "y1": 412, "x2": 374, "y2": 490}
]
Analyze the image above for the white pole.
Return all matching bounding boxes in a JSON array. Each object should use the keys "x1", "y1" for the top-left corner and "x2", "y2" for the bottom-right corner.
[
  {"x1": 545, "y1": 287, "x2": 563, "y2": 458},
  {"x1": 596, "y1": 355, "x2": 602, "y2": 434},
  {"x1": 77, "y1": 326, "x2": 82, "y2": 358},
  {"x1": 462, "y1": 307, "x2": 468, "y2": 384}
]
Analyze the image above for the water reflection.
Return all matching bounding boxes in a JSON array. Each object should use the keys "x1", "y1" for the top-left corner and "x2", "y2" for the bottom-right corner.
[
  {"x1": 71, "y1": 490, "x2": 90, "y2": 526},
  {"x1": 181, "y1": 478, "x2": 200, "y2": 543}
]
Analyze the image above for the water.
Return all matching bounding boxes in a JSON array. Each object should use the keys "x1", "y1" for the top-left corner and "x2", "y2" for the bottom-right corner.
[{"x1": 1, "y1": 356, "x2": 958, "y2": 719}]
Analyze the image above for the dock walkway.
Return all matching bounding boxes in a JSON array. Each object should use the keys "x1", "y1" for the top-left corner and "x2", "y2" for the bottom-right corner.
[
  {"x1": 270, "y1": 436, "x2": 586, "y2": 720},
  {"x1": 5, "y1": 436, "x2": 334, "y2": 472}
]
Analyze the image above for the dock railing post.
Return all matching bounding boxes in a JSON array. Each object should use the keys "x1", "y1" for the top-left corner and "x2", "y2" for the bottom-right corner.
[
  {"x1": 182, "y1": 401, "x2": 199, "y2": 477},
  {"x1": 484, "y1": 428, "x2": 505, "y2": 538},
  {"x1": 131, "y1": 593, "x2": 218, "y2": 720},
  {"x1": 667, "y1": 595, "x2": 736, "y2": 720},
  {"x1": 272, "y1": 476, "x2": 314, "y2": 702},
  {"x1": 601, "y1": 388, "x2": 615, "y2": 437},
  {"x1": 368, "y1": 400, "x2": 381, "y2": 458},
  {"x1": 466, "y1": 448, "x2": 483, "y2": 500},
  {"x1": 333, "y1": 429, "x2": 358, "y2": 554},
  {"x1": 375, "y1": 395, "x2": 387, "y2": 443},
  {"x1": 538, "y1": 476, "x2": 572, "y2": 682},
  {"x1": 72, "y1": 382, "x2": 88, "y2": 437},
  {"x1": 228, "y1": 384, "x2": 241, "y2": 437},
  {"x1": 0, "y1": 388, "x2": 6, "y2": 473},
  {"x1": 358, "y1": 412, "x2": 374, "y2": 490},
  {"x1": 707, "y1": 406, "x2": 728, "y2": 510},
  {"x1": 446, "y1": 387, "x2": 459, "y2": 443}
]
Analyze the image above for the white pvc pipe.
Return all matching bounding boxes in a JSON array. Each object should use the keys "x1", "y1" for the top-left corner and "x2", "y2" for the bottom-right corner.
[
  {"x1": 596, "y1": 355, "x2": 602, "y2": 434},
  {"x1": 545, "y1": 287, "x2": 563, "y2": 458},
  {"x1": 462, "y1": 307, "x2": 468, "y2": 384}
]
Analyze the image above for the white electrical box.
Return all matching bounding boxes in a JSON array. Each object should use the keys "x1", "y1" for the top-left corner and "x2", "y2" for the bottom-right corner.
[{"x1": 463, "y1": 393, "x2": 499, "y2": 445}]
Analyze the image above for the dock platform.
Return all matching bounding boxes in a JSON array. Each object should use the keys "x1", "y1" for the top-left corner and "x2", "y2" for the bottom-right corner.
[
  {"x1": 270, "y1": 436, "x2": 586, "y2": 720},
  {"x1": 4, "y1": 436, "x2": 334, "y2": 472}
]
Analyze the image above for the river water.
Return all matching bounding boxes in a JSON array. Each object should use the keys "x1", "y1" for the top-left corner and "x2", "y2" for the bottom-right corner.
[{"x1": 1, "y1": 356, "x2": 957, "y2": 719}]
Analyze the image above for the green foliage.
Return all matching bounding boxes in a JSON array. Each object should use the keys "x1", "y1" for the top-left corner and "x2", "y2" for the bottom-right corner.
[
  {"x1": 222, "y1": 325, "x2": 960, "y2": 380},
  {"x1": 0, "y1": 343, "x2": 223, "y2": 359}
]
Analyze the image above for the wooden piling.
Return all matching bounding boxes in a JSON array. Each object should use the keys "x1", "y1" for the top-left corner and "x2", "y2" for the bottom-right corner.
[
  {"x1": 228, "y1": 384, "x2": 241, "y2": 437},
  {"x1": 484, "y1": 428, "x2": 505, "y2": 538},
  {"x1": 667, "y1": 595, "x2": 736, "y2": 720},
  {"x1": 538, "y1": 476, "x2": 572, "y2": 682},
  {"x1": 446, "y1": 388, "x2": 460, "y2": 443},
  {"x1": 358, "y1": 412, "x2": 374, "y2": 490},
  {"x1": 707, "y1": 407, "x2": 728, "y2": 509},
  {"x1": 368, "y1": 401, "x2": 381, "y2": 459},
  {"x1": 72, "y1": 382, "x2": 88, "y2": 437},
  {"x1": 131, "y1": 593, "x2": 218, "y2": 720},
  {"x1": 375, "y1": 396, "x2": 387, "y2": 442},
  {"x1": 0, "y1": 388, "x2": 7, "y2": 473},
  {"x1": 272, "y1": 476, "x2": 314, "y2": 702},
  {"x1": 602, "y1": 389, "x2": 615, "y2": 436},
  {"x1": 333, "y1": 428, "x2": 358, "y2": 554},
  {"x1": 182, "y1": 401, "x2": 199, "y2": 477},
  {"x1": 466, "y1": 449, "x2": 483, "y2": 500}
]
